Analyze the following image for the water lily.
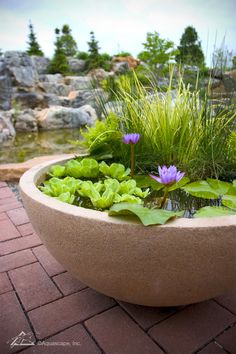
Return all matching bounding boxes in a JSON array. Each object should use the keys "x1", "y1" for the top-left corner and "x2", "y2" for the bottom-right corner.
[
  {"x1": 122, "y1": 133, "x2": 140, "y2": 177},
  {"x1": 123, "y1": 133, "x2": 140, "y2": 145},
  {"x1": 150, "y1": 165, "x2": 185, "y2": 186},
  {"x1": 150, "y1": 165, "x2": 185, "y2": 208}
]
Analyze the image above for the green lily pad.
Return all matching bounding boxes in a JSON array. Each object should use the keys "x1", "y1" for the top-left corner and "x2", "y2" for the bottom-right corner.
[
  {"x1": 134, "y1": 175, "x2": 164, "y2": 191},
  {"x1": 182, "y1": 180, "x2": 219, "y2": 199},
  {"x1": 206, "y1": 178, "x2": 231, "y2": 195},
  {"x1": 195, "y1": 206, "x2": 236, "y2": 218},
  {"x1": 222, "y1": 195, "x2": 236, "y2": 210},
  {"x1": 109, "y1": 202, "x2": 182, "y2": 226}
]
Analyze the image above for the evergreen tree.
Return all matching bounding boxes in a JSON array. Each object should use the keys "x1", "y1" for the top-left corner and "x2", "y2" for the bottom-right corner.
[
  {"x1": 138, "y1": 31, "x2": 179, "y2": 70},
  {"x1": 60, "y1": 24, "x2": 78, "y2": 56},
  {"x1": 87, "y1": 31, "x2": 101, "y2": 69},
  {"x1": 233, "y1": 56, "x2": 236, "y2": 69},
  {"x1": 48, "y1": 28, "x2": 69, "y2": 74},
  {"x1": 176, "y1": 26, "x2": 204, "y2": 67},
  {"x1": 26, "y1": 22, "x2": 44, "y2": 56}
]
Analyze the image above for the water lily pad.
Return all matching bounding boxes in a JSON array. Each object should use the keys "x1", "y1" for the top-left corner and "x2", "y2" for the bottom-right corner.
[
  {"x1": 109, "y1": 202, "x2": 181, "y2": 226},
  {"x1": 222, "y1": 195, "x2": 236, "y2": 210},
  {"x1": 195, "y1": 206, "x2": 236, "y2": 218},
  {"x1": 182, "y1": 180, "x2": 219, "y2": 199}
]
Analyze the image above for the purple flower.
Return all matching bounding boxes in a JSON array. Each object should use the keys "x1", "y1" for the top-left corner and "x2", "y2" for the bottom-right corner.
[
  {"x1": 123, "y1": 133, "x2": 140, "y2": 145},
  {"x1": 150, "y1": 165, "x2": 185, "y2": 186}
]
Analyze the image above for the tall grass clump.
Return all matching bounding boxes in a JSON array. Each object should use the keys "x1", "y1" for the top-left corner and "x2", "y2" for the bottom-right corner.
[{"x1": 80, "y1": 71, "x2": 236, "y2": 181}]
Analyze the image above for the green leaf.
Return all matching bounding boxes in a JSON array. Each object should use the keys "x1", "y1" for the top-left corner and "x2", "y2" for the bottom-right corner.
[
  {"x1": 134, "y1": 175, "x2": 164, "y2": 191},
  {"x1": 222, "y1": 195, "x2": 236, "y2": 210},
  {"x1": 168, "y1": 177, "x2": 190, "y2": 191},
  {"x1": 104, "y1": 179, "x2": 120, "y2": 193},
  {"x1": 49, "y1": 165, "x2": 66, "y2": 178},
  {"x1": 118, "y1": 180, "x2": 136, "y2": 194},
  {"x1": 113, "y1": 194, "x2": 143, "y2": 204},
  {"x1": 195, "y1": 206, "x2": 236, "y2": 218},
  {"x1": 65, "y1": 160, "x2": 82, "y2": 178},
  {"x1": 99, "y1": 162, "x2": 131, "y2": 181},
  {"x1": 55, "y1": 192, "x2": 75, "y2": 204},
  {"x1": 80, "y1": 158, "x2": 99, "y2": 178},
  {"x1": 91, "y1": 189, "x2": 115, "y2": 209},
  {"x1": 206, "y1": 178, "x2": 231, "y2": 195},
  {"x1": 109, "y1": 202, "x2": 179, "y2": 226},
  {"x1": 182, "y1": 181, "x2": 219, "y2": 199}
]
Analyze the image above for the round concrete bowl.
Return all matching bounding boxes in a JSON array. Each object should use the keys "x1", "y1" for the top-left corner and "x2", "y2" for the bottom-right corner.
[{"x1": 19, "y1": 156, "x2": 236, "y2": 307}]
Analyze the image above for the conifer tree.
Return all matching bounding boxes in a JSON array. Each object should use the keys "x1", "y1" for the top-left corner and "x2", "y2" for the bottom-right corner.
[
  {"x1": 48, "y1": 28, "x2": 69, "y2": 74},
  {"x1": 87, "y1": 31, "x2": 101, "y2": 69},
  {"x1": 26, "y1": 22, "x2": 44, "y2": 56},
  {"x1": 60, "y1": 24, "x2": 78, "y2": 56},
  {"x1": 176, "y1": 26, "x2": 204, "y2": 67}
]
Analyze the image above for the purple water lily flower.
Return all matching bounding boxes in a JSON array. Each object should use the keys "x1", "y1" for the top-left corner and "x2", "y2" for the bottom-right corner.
[
  {"x1": 150, "y1": 165, "x2": 185, "y2": 186},
  {"x1": 123, "y1": 133, "x2": 140, "y2": 145}
]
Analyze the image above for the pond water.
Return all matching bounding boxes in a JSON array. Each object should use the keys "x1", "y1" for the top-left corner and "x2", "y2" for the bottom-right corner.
[{"x1": 0, "y1": 129, "x2": 85, "y2": 164}]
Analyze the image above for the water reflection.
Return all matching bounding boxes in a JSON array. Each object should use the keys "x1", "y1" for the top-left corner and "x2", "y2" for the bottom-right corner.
[{"x1": 0, "y1": 129, "x2": 85, "y2": 164}]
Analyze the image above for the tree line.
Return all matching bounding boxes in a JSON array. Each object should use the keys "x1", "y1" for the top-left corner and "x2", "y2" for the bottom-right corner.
[{"x1": 25, "y1": 22, "x2": 236, "y2": 74}]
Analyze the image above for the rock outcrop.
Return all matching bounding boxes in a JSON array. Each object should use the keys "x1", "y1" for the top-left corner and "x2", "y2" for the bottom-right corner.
[{"x1": 36, "y1": 105, "x2": 97, "y2": 130}]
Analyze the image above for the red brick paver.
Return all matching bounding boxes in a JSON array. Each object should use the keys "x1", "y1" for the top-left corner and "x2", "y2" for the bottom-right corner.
[
  {"x1": 0, "y1": 182, "x2": 236, "y2": 354},
  {"x1": 28, "y1": 288, "x2": 115, "y2": 339},
  {"x1": 53, "y1": 271, "x2": 87, "y2": 295},
  {"x1": 9, "y1": 262, "x2": 62, "y2": 311},
  {"x1": 32, "y1": 245, "x2": 65, "y2": 276},
  {"x1": 0, "y1": 291, "x2": 35, "y2": 353},
  {"x1": 7, "y1": 207, "x2": 29, "y2": 226},
  {"x1": 85, "y1": 307, "x2": 164, "y2": 354},
  {"x1": 0, "y1": 272, "x2": 13, "y2": 294}
]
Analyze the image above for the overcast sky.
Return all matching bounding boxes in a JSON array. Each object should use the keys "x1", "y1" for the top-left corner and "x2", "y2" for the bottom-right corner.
[{"x1": 0, "y1": 0, "x2": 235, "y2": 66}]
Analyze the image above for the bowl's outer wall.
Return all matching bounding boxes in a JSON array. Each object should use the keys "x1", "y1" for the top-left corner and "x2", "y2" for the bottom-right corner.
[{"x1": 19, "y1": 157, "x2": 236, "y2": 306}]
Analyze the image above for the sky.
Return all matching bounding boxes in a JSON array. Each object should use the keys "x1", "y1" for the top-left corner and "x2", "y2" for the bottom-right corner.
[{"x1": 0, "y1": 0, "x2": 235, "y2": 66}]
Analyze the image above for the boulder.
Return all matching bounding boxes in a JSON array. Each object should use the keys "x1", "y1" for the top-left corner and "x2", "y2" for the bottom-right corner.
[
  {"x1": 112, "y1": 56, "x2": 140, "y2": 69},
  {"x1": 13, "y1": 109, "x2": 38, "y2": 132},
  {"x1": 40, "y1": 82, "x2": 71, "y2": 96},
  {"x1": 36, "y1": 105, "x2": 97, "y2": 130},
  {"x1": 64, "y1": 76, "x2": 92, "y2": 90},
  {"x1": 4, "y1": 51, "x2": 38, "y2": 87},
  {"x1": 68, "y1": 88, "x2": 108, "y2": 109},
  {"x1": 88, "y1": 68, "x2": 110, "y2": 81},
  {"x1": 31, "y1": 56, "x2": 50, "y2": 74},
  {"x1": 39, "y1": 74, "x2": 63, "y2": 84},
  {"x1": 68, "y1": 58, "x2": 86, "y2": 73},
  {"x1": 0, "y1": 113, "x2": 16, "y2": 142},
  {"x1": 112, "y1": 61, "x2": 130, "y2": 74},
  {"x1": 12, "y1": 92, "x2": 49, "y2": 109},
  {"x1": 0, "y1": 75, "x2": 12, "y2": 110}
]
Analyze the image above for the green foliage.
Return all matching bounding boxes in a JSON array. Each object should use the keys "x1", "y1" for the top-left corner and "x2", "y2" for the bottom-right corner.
[
  {"x1": 212, "y1": 45, "x2": 233, "y2": 74},
  {"x1": 26, "y1": 22, "x2": 44, "y2": 56},
  {"x1": 233, "y1": 56, "x2": 236, "y2": 69},
  {"x1": 48, "y1": 28, "x2": 69, "y2": 74},
  {"x1": 195, "y1": 206, "x2": 236, "y2": 218},
  {"x1": 65, "y1": 158, "x2": 99, "y2": 179},
  {"x1": 76, "y1": 51, "x2": 89, "y2": 60},
  {"x1": 87, "y1": 31, "x2": 101, "y2": 70},
  {"x1": 99, "y1": 162, "x2": 130, "y2": 181},
  {"x1": 114, "y1": 51, "x2": 132, "y2": 57},
  {"x1": 109, "y1": 202, "x2": 181, "y2": 226},
  {"x1": 79, "y1": 112, "x2": 122, "y2": 159},
  {"x1": 40, "y1": 159, "x2": 151, "y2": 211},
  {"x1": 60, "y1": 24, "x2": 78, "y2": 56},
  {"x1": 92, "y1": 72, "x2": 236, "y2": 180},
  {"x1": 138, "y1": 31, "x2": 179, "y2": 69},
  {"x1": 176, "y1": 26, "x2": 205, "y2": 67}
]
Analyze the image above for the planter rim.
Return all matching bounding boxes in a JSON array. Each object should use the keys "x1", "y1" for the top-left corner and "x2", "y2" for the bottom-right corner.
[{"x1": 19, "y1": 155, "x2": 236, "y2": 229}]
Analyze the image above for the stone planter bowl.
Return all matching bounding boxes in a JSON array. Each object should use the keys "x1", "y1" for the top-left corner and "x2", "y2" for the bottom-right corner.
[{"x1": 19, "y1": 156, "x2": 236, "y2": 307}]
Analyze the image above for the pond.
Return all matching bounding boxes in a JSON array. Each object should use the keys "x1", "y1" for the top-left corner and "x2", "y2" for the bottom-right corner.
[{"x1": 0, "y1": 129, "x2": 85, "y2": 164}]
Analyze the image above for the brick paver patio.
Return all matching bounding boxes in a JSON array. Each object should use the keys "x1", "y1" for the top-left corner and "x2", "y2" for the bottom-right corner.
[{"x1": 0, "y1": 181, "x2": 236, "y2": 354}]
